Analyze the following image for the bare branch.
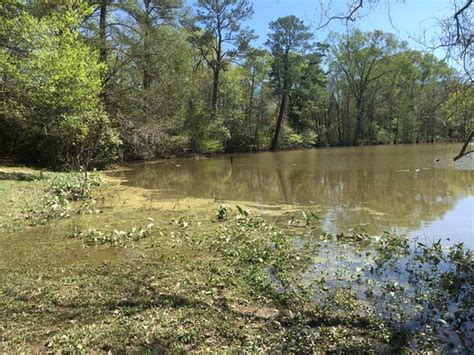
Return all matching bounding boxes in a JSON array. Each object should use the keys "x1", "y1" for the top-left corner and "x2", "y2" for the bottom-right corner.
[
  {"x1": 316, "y1": 0, "x2": 364, "y2": 30},
  {"x1": 454, "y1": 0, "x2": 472, "y2": 44},
  {"x1": 454, "y1": 131, "x2": 474, "y2": 161}
]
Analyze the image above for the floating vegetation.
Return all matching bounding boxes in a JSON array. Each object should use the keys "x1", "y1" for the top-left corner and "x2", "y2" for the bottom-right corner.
[{"x1": 67, "y1": 223, "x2": 157, "y2": 246}]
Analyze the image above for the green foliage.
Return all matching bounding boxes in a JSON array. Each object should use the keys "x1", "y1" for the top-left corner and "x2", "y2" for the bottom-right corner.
[
  {"x1": 216, "y1": 204, "x2": 231, "y2": 220},
  {"x1": 0, "y1": 187, "x2": 472, "y2": 353},
  {"x1": 0, "y1": 1, "x2": 469, "y2": 163},
  {"x1": 48, "y1": 171, "x2": 101, "y2": 201},
  {"x1": 266, "y1": 15, "x2": 315, "y2": 150},
  {"x1": 326, "y1": 30, "x2": 458, "y2": 145},
  {"x1": 0, "y1": 0, "x2": 119, "y2": 167},
  {"x1": 22, "y1": 171, "x2": 102, "y2": 225},
  {"x1": 108, "y1": 25, "x2": 193, "y2": 159},
  {"x1": 68, "y1": 223, "x2": 156, "y2": 246}
]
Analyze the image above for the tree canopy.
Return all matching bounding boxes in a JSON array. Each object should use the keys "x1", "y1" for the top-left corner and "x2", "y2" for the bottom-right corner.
[{"x1": 0, "y1": 0, "x2": 471, "y2": 167}]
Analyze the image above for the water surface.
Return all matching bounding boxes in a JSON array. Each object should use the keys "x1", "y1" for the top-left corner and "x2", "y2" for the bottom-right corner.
[{"x1": 109, "y1": 144, "x2": 474, "y2": 247}]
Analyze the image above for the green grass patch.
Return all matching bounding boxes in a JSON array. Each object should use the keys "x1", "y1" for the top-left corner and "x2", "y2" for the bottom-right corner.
[{"x1": 0, "y1": 169, "x2": 102, "y2": 234}]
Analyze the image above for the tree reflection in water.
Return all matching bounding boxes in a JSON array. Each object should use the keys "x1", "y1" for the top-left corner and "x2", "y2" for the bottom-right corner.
[{"x1": 109, "y1": 144, "x2": 473, "y2": 244}]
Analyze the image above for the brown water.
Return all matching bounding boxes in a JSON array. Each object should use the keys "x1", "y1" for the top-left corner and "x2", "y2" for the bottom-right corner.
[{"x1": 108, "y1": 144, "x2": 474, "y2": 247}]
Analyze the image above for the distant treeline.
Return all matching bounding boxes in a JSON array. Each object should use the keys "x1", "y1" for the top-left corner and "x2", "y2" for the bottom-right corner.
[{"x1": 0, "y1": 0, "x2": 472, "y2": 168}]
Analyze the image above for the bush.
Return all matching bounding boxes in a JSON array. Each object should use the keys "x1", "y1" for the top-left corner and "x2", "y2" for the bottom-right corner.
[
  {"x1": 1, "y1": 1, "x2": 120, "y2": 168},
  {"x1": 279, "y1": 125, "x2": 306, "y2": 149}
]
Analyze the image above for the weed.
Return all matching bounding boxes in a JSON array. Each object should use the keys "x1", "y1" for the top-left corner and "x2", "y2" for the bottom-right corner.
[{"x1": 67, "y1": 223, "x2": 156, "y2": 246}]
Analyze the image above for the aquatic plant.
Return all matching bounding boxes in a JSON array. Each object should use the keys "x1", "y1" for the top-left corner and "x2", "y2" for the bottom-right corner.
[
  {"x1": 68, "y1": 223, "x2": 156, "y2": 246},
  {"x1": 22, "y1": 172, "x2": 102, "y2": 225},
  {"x1": 216, "y1": 205, "x2": 231, "y2": 220},
  {"x1": 47, "y1": 171, "x2": 101, "y2": 201},
  {"x1": 310, "y1": 233, "x2": 474, "y2": 352},
  {"x1": 1, "y1": 201, "x2": 472, "y2": 353}
]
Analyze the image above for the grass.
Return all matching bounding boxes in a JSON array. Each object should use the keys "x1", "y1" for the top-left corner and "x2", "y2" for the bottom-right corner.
[
  {"x1": 0, "y1": 216, "x2": 390, "y2": 353},
  {"x1": 0, "y1": 175, "x2": 45, "y2": 233},
  {"x1": 0, "y1": 168, "x2": 102, "y2": 234},
  {"x1": 0, "y1": 167, "x2": 472, "y2": 353}
]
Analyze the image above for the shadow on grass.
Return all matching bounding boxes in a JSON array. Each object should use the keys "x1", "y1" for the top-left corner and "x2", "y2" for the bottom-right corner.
[
  {"x1": 47, "y1": 283, "x2": 394, "y2": 352},
  {"x1": 0, "y1": 264, "x2": 400, "y2": 352},
  {"x1": 0, "y1": 172, "x2": 42, "y2": 181}
]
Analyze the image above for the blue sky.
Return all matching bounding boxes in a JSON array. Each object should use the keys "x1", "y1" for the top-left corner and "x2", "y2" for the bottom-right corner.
[{"x1": 187, "y1": 0, "x2": 455, "y2": 55}]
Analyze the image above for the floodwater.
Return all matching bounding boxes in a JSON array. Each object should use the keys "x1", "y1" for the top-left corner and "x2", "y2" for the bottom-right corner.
[{"x1": 108, "y1": 144, "x2": 474, "y2": 247}]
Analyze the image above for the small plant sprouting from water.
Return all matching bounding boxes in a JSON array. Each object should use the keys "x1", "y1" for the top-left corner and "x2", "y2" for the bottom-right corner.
[
  {"x1": 301, "y1": 210, "x2": 320, "y2": 226},
  {"x1": 235, "y1": 205, "x2": 250, "y2": 216},
  {"x1": 216, "y1": 204, "x2": 250, "y2": 221},
  {"x1": 287, "y1": 210, "x2": 320, "y2": 228},
  {"x1": 67, "y1": 222, "x2": 156, "y2": 246},
  {"x1": 216, "y1": 205, "x2": 231, "y2": 220}
]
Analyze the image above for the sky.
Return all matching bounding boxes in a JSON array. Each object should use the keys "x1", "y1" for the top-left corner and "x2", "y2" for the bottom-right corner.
[{"x1": 187, "y1": 0, "x2": 458, "y2": 57}]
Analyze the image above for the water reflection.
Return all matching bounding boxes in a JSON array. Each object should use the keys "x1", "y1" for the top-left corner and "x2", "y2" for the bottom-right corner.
[{"x1": 109, "y1": 144, "x2": 474, "y2": 245}]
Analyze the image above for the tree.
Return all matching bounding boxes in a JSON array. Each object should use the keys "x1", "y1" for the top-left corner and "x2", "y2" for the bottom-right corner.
[
  {"x1": 454, "y1": 132, "x2": 474, "y2": 160},
  {"x1": 81, "y1": 0, "x2": 191, "y2": 159},
  {"x1": 287, "y1": 52, "x2": 326, "y2": 142},
  {"x1": 266, "y1": 16, "x2": 313, "y2": 151},
  {"x1": 0, "y1": 0, "x2": 120, "y2": 167},
  {"x1": 329, "y1": 30, "x2": 398, "y2": 145},
  {"x1": 240, "y1": 47, "x2": 271, "y2": 149},
  {"x1": 317, "y1": 0, "x2": 473, "y2": 81},
  {"x1": 190, "y1": 0, "x2": 254, "y2": 117},
  {"x1": 316, "y1": 0, "x2": 473, "y2": 157}
]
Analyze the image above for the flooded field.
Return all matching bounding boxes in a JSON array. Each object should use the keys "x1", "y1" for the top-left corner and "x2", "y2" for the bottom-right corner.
[{"x1": 109, "y1": 144, "x2": 474, "y2": 247}]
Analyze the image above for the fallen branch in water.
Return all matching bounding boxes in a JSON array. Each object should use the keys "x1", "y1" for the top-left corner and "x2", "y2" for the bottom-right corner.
[{"x1": 454, "y1": 131, "x2": 473, "y2": 161}]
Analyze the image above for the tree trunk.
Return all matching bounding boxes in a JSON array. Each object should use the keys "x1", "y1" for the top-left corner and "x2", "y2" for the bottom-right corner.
[
  {"x1": 211, "y1": 67, "x2": 220, "y2": 117},
  {"x1": 142, "y1": 38, "x2": 151, "y2": 90},
  {"x1": 271, "y1": 50, "x2": 290, "y2": 151},
  {"x1": 454, "y1": 131, "x2": 474, "y2": 161},
  {"x1": 393, "y1": 112, "x2": 399, "y2": 145},
  {"x1": 254, "y1": 89, "x2": 264, "y2": 150},
  {"x1": 247, "y1": 70, "x2": 255, "y2": 123},
  {"x1": 353, "y1": 99, "x2": 364, "y2": 145},
  {"x1": 99, "y1": 0, "x2": 107, "y2": 100},
  {"x1": 142, "y1": 0, "x2": 152, "y2": 91},
  {"x1": 270, "y1": 93, "x2": 287, "y2": 151},
  {"x1": 335, "y1": 99, "x2": 342, "y2": 144},
  {"x1": 325, "y1": 102, "x2": 332, "y2": 145},
  {"x1": 246, "y1": 71, "x2": 256, "y2": 143},
  {"x1": 315, "y1": 114, "x2": 321, "y2": 146},
  {"x1": 99, "y1": 0, "x2": 107, "y2": 63}
]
